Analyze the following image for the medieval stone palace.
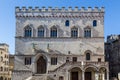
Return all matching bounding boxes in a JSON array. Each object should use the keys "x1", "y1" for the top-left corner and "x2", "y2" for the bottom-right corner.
[{"x1": 13, "y1": 7, "x2": 109, "y2": 80}]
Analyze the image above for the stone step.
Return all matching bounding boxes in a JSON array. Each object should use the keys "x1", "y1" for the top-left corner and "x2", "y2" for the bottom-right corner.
[{"x1": 30, "y1": 75, "x2": 47, "y2": 80}]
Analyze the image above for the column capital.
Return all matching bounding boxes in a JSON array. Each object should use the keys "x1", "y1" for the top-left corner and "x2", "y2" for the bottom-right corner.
[{"x1": 82, "y1": 70, "x2": 85, "y2": 72}]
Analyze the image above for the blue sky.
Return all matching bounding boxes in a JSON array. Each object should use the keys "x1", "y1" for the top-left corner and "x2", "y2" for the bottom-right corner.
[{"x1": 0, "y1": 0, "x2": 120, "y2": 54}]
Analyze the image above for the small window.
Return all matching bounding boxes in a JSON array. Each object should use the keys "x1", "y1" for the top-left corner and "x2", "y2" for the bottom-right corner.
[
  {"x1": 5, "y1": 54, "x2": 7, "y2": 58},
  {"x1": 71, "y1": 27, "x2": 78, "y2": 37},
  {"x1": 66, "y1": 57, "x2": 69, "y2": 62},
  {"x1": 0, "y1": 67, "x2": 3, "y2": 71},
  {"x1": 1, "y1": 51, "x2": 2, "y2": 54},
  {"x1": 98, "y1": 58, "x2": 101, "y2": 62},
  {"x1": 72, "y1": 57, "x2": 77, "y2": 62},
  {"x1": 84, "y1": 28, "x2": 91, "y2": 38},
  {"x1": 51, "y1": 57, "x2": 57, "y2": 65},
  {"x1": 38, "y1": 26, "x2": 44, "y2": 37},
  {"x1": 93, "y1": 20, "x2": 97, "y2": 27},
  {"x1": 65, "y1": 20, "x2": 69, "y2": 26},
  {"x1": 50, "y1": 27, "x2": 57, "y2": 38},
  {"x1": 25, "y1": 57, "x2": 31, "y2": 65},
  {"x1": 24, "y1": 26, "x2": 32, "y2": 37},
  {"x1": 0, "y1": 56, "x2": 3, "y2": 61},
  {"x1": 86, "y1": 53, "x2": 90, "y2": 60}
]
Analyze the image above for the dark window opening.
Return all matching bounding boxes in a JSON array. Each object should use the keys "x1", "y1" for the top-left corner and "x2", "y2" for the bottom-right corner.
[
  {"x1": 59, "y1": 76, "x2": 64, "y2": 80},
  {"x1": 25, "y1": 57, "x2": 31, "y2": 65},
  {"x1": 51, "y1": 57, "x2": 57, "y2": 65},
  {"x1": 66, "y1": 57, "x2": 69, "y2": 62},
  {"x1": 72, "y1": 57, "x2": 77, "y2": 62},
  {"x1": 65, "y1": 20, "x2": 69, "y2": 26},
  {"x1": 86, "y1": 53, "x2": 90, "y2": 60},
  {"x1": 0, "y1": 67, "x2": 3, "y2": 71},
  {"x1": 98, "y1": 58, "x2": 101, "y2": 62},
  {"x1": 93, "y1": 20, "x2": 97, "y2": 27},
  {"x1": 24, "y1": 26, "x2": 32, "y2": 37}
]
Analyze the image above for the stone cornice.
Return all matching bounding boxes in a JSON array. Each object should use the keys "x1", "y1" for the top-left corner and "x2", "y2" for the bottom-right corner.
[
  {"x1": 16, "y1": 7, "x2": 104, "y2": 13},
  {"x1": 15, "y1": 36, "x2": 104, "y2": 39},
  {"x1": 15, "y1": 7, "x2": 104, "y2": 18}
]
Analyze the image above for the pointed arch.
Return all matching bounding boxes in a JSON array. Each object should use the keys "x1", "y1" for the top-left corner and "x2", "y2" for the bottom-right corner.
[
  {"x1": 38, "y1": 25, "x2": 44, "y2": 37},
  {"x1": 50, "y1": 26, "x2": 57, "y2": 38},
  {"x1": 33, "y1": 52, "x2": 48, "y2": 74},
  {"x1": 24, "y1": 25, "x2": 32, "y2": 37},
  {"x1": 71, "y1": 26, "x2": 78, "y2": 37},
  {"x1": 84, "y1": 27, "x2": 91, "y2": 38},
  {"x1": 37, "y1": 55, "x2": 47, "y2": 74}
]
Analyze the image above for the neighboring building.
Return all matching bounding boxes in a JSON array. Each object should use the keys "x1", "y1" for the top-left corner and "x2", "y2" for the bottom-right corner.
[
  {"x1": 0, "y1": 43, "x2": 11, "y2": 80},
  {"x1": 9, "y1": 54, "x2": 14, "y2": 80},
  {"x1": 105, "y1": 35, "x2": 120, "y2": 79},
  {"x1": 13, "y1": 7, "x2": 109, "y2": 80}
]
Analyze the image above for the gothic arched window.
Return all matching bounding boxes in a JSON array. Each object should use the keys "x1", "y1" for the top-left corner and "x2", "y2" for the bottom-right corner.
[
  {"x1": 24, "y1": 26, "x2": 32, "y2": 37},
  {"x1": 65, "y1": 20, "x2": 69, "y2": 26},
  {"x1": 71, "y1": 27, "x2": 78, "y2": 37},
  {"x1": 38, "y1": 26, "x2": 44, "y2": 37},
  {"x1": 86, "y1": 53, "x2": 90, "y2": 60},
  {"x1": 84, "y1": 28, "x2": 91, "y2": 38},
  {"x1": 93, "y1": 20, "x2": 97, "y2": 27},
  {"x1": 50, "y1": 27, "x2": 57, "y2": 38}
]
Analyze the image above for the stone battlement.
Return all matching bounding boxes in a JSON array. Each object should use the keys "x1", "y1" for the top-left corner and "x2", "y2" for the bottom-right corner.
[
  {"x1": 15, "y1": 6, "x2": 104, "y2": 12},
  {"x1": 15, "y1": 7, "x2": 105, "y2": 18}
]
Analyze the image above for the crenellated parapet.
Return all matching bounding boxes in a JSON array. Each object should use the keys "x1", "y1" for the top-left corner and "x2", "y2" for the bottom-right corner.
[
  {"x1": 16, "y1": 6, "x2": 104, "y2": 12},
  {"x1": 15, "y1": 7, "x2": 105, "y2": 18}
]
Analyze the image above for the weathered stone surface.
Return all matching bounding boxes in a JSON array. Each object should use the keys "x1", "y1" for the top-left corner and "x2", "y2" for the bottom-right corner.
[{"x1": 13, "y1": 7, "x2": 108, "y2": 80}]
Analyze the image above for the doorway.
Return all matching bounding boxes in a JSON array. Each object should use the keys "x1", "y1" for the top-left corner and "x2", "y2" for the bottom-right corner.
[
  {"x1": 37, "y1": 56, "x2": 46, "y2": 74},
  {"x1": 85, "y1": 72, "x2": 92, "y2": 80},
  {"x1": 71, "y1": 72, "x2": 78, "y2": 80}
]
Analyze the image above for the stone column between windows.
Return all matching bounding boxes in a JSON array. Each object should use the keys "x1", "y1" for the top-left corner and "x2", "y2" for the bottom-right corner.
[
  {"x1": 107, "y1": 71, "x2": 109, "y2": 80},
  {"x1": 95, "y1": 71, "x2": 99, "y2": 80},
  {"x1": 68, "y1": 71, "x2": 70, "y2": 80},
  {"x1": 82, "y1": 70, "x2": 85, "y2": 80},
  {"x1": 32, "y1": 61, "x2": 36, "y2": 74},
  {"x1": 102, "y1": 73, "x2": 105, "y2": 80},
  {"x1": 66, "y1": 71, "x2": 69, "y2": 80}
]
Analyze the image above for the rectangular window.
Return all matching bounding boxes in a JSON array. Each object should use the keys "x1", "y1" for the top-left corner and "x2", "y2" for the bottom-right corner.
[
  {"x1": 66, "y1": 57, "x2": 69, "y2": 62},
  {"x1": 72, "y1": 57, "x2": 77, "y2": 62},
  {"x1": 51, "y1": 57, "x2": 57, "y2": 65},
  {"x1": 98, "y1": 58, "x2": 101, "y2": 62},
  {"x1": 25, "y1": 57, "x2": 31, "y2": 65}
]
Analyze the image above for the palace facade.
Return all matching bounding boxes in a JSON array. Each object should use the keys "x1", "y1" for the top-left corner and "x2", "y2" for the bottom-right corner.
[
  {"x1": 0, "y1": 43, "x2": 11, "y2": 80},
  {"x1": 13, "y1": 7, "x2": 109, "y2": 80}
]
